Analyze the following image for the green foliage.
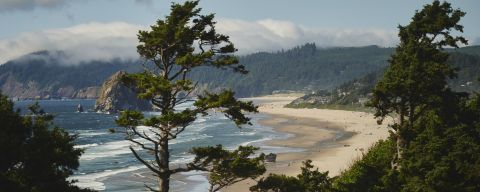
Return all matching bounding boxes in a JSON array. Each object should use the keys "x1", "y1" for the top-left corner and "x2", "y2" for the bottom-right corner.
[
  {"x1": 333, "y1": 94, "x2": 480, "y2": 192},
  {"x1": 332, "y1": 2, "x2": 480, "y2": 191},
  {"x1": 333, "y1": 140, "x2": 396, "y2": 192},
  {"x1": 288, "y1": 49, "x2": 480, "y2": 110},
  {"x1": 2, "y1": 45, "x2": 479, "y2": 99},
  {"x1": 0, "y1": 93, "x2": 94, "y2": 192},
  {"x1": 189, "y1": 145, "x2": 266, "y2": 192},
  {"x1": 368, "y1": 0, "x2": 468, "y2": 169},
  {"x1": 195, "y1": 90, "x2": 258, "y2": 126},
  {"x1": 0, "y1": 51, "x2": 140, "y2": 94},
  {"x1": 399, "y1": 93, "x2": 480, "y2": 191},
  {"x1": 370, "y1": 0, "x2": 467, "y2": 126},
  {"x1": 0, "y1": 93, "x2": 28, "y2": 174},
  {"x1": 113, "y1": 1, "x2": 262, "y2": 191},
  {"x1": 287, "y1": 2, "x2": 480, "y2": 192},
  {"x1": 191, "y1": 44, "x2": 393, "y2": 97},
  {"x1": 298, "y1": 160, "x2": 332, "y2": 192},
  {"x1": 286, "y1": 71, "x2": 381, "y2": 110},
  {"x1": 251, "y1": 174, "x2": 303, "y2": 192},
  {"x1": 251, "y1": 160, "x2": 332, "y2": 192}
]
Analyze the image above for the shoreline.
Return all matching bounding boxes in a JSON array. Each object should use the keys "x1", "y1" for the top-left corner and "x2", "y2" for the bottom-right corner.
[
  {"x1": 70, "y1": 94, "x2": 390, "y2": 191},
  {"x1": 224, "y1": 95, "x2": 390, "y2": 192}
]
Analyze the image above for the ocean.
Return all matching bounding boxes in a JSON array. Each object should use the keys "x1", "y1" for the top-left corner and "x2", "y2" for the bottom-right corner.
[{"x1": 14, "y1": 99, "x2": 301, "y2": 191}]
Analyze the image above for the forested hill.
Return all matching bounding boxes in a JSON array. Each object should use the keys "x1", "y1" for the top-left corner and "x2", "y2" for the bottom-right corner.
[
  {"x1": 190, "y1": 44, "x2": 394, "y2": 96},
  {"x1": 0, "y1": 51, "x2": 141, "y2": 99},
  {"x1": 1, "y1": 44, "x2": 479, "y2": 99},
  {"x1": 288, "y1": 49, "x2": 480, "y2": 108}
]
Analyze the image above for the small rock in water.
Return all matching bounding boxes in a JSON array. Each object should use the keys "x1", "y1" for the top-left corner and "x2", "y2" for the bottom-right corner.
[{"x1": 265, "y1": 153, "x2": 277, "y2": 162}]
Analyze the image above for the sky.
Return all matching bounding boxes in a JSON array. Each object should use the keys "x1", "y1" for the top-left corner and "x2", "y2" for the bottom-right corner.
[{"x1": 0, "y1": 0, "x2": 479, "y2": 64}]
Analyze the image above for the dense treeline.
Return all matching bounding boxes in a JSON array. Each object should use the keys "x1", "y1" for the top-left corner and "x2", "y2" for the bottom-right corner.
[
  {"x1": 190, "y1": 44, "x2": 393, "y2": 96},
  {"x1": 289, "y1": 50, "x2": 480, "y2": 108},
  {"x1": 1, "y1": 44, "x2": 479, "y2": 99},
  {"x1": 0, "y1": 45, "x2": 394, "y2": 98}
]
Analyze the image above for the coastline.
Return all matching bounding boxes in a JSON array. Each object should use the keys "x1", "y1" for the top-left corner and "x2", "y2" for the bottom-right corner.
[
  {"x1": 66, "y1": 95, "x2": 391, "y2": 191},
  {"x1": 224, "y1": 94, "x2": 390, "y2": 191}
]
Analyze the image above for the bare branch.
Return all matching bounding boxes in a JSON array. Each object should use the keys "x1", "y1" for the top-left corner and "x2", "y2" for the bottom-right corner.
[
  {"x1": 174, "y1": 82, "x2": 199, "y2": 106},
  {"x1": 145, "y1": 184, "x2": 160, "y2": 192},
  {"x1": 169, "y1": 163, "x2": 210, "y2": 174},
  {"x1": 126, "y1": 137, "x2": 155, "y2": 152},
  {"x1": 130, "y1": 126, "x2": 158, "y2": 145},
  {"x1": 129, "y1": 147, "x2": 160, "y2": 175}
]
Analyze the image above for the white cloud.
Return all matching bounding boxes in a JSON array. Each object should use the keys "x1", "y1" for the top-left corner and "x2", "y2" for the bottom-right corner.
[
  {"x1": 0, "y1": 22, "x2": 144, "y2": 64},
  {"x1": 216, "y1": 18, "x2": 399, "y2": 54},
  {"x1": 0, "y1": 0, "x2": 68, "y2": 12},
  {"x1": 0, "y1": 19, "x2": 399, "y2": 65}
]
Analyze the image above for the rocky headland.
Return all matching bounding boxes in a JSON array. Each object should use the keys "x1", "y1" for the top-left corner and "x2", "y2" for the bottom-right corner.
[{"x1": 94, "y1": 71, "x2": 152, "y2": 113}]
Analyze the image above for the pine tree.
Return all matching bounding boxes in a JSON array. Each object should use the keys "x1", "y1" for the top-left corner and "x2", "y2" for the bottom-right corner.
[
  {"x1": 0, "y1": 93, "x2": 94, "y2": 192},
  {"x1": 114, "y1": 1, "x2": 263, "y2": 191},
  {"x1": 368, "y1": 0, "x2": 467, "y2": 169}
]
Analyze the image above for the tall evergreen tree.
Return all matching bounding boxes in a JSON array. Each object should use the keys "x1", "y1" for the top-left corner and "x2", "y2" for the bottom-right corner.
[
  {"x1": 114, "y1": 1, "x2": 263, "y2": 191},
  {"x1": 0, "y1": 93, "x2": 93, "y2": 192},
  {"x1": 399, "y1": 92, "x2": 480, "y2": 191},
  {"x1": 368, "y1": 0, "x2": 467, "y2": 169}
]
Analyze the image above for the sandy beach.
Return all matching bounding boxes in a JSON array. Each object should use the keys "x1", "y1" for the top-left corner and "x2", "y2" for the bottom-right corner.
[
  {"x1": 224, "y1": 94, "x2": 391, "y2": 192},
  {"x1": 100, "y1": 94, "x2": 391, "y2": 192}
]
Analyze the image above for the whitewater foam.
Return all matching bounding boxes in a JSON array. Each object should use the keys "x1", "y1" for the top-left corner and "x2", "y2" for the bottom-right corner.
[
  {"x1": 74, "y1": 143, "x2": 99, "y2": 149},
  {"x1": 70, "y1": 165, "x2": 144, "y2": 191},
  {"x1": 80, "y1": 140, "x2": 134, "y2": 161}
]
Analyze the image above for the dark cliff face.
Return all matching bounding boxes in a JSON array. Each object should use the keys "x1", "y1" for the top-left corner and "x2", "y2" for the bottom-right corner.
[{"x1": 94, "y1": 71, "x2": 152, "y2": 113}]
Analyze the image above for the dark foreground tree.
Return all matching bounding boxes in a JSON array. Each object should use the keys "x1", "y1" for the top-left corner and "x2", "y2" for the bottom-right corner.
[
  {"x1": 250, "y1": 160, "x2": 332, "y2": 192},
  {"x1": 190, "y1": 145, "x2": 266, "y2": 192},
  {"x1": 0, "y1": 93, "x2": 93, "y2": 192},
  {"x1": 398, "y1": 92, "x2": 480, "y2": 191},
  {"x1": 368, "y1": 0, "x2": 468, "y2": 169},
  {"x1": 114, "y1": 1, "x2": 264, "y2": 191}
]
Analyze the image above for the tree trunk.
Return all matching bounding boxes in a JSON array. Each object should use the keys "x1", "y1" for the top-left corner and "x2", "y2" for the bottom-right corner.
[
  {"x1": 158, "y1": 140, "x2": 170, "y2": 192},
  {"x1": 396, "y1": 136, "x2": 403, "y2": 160},
  {"x1": 392, "y1": 110, "x2": 405, "y2": 170},
  {"x1": 158, "y1": 174, "x2": 170, "y2": 192},
  {"x1": 391, "y1": 132, "x2": 405, "y2": 170}
]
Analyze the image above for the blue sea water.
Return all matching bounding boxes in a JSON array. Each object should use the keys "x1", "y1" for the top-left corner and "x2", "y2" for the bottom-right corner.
[{"x1": 14, "y1": 99, "x2": 299, "y2": 191}]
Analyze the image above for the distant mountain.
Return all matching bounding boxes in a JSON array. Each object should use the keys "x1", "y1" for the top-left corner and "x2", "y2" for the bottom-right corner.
[
  {"x1": 1, "y1": 44, "x2": 479, "y2": 99},
  {"x1": 0, "y1": 51, "x2": 141, "y2": 99}
]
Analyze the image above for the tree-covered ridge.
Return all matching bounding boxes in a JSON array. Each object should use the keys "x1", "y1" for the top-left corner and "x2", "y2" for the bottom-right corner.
[
  {"x1": 288, "y1": 50, "x2": 480, "y2": 109},
  {"x1": 1, "y1": 43, "x2": 478, "y2": 99},
  {"x1": 190, "y1": 44, "x2": 394, "y2": 97},
  {"x1": 0, "y1": 44, "x2": 395, "y2": 99},
  {"x1": 0, "y1": 51, "x2": 140, "y2": 90}
]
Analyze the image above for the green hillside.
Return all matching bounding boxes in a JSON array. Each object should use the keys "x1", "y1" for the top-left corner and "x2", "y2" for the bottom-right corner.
[
  {"x1": 0, "y1": 44, "x2": 478, "y2": 99},
  {"x1": 288, "y1": 48, "x2": 480, "y2": 109},
  {"x1": 190, "y1": 44, "x2": 394, "y2": 97}
]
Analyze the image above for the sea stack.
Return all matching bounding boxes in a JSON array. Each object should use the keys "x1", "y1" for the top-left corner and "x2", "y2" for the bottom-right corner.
[{"x1": 94, "y1": 71, "x2": 152, "y2": 113}]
